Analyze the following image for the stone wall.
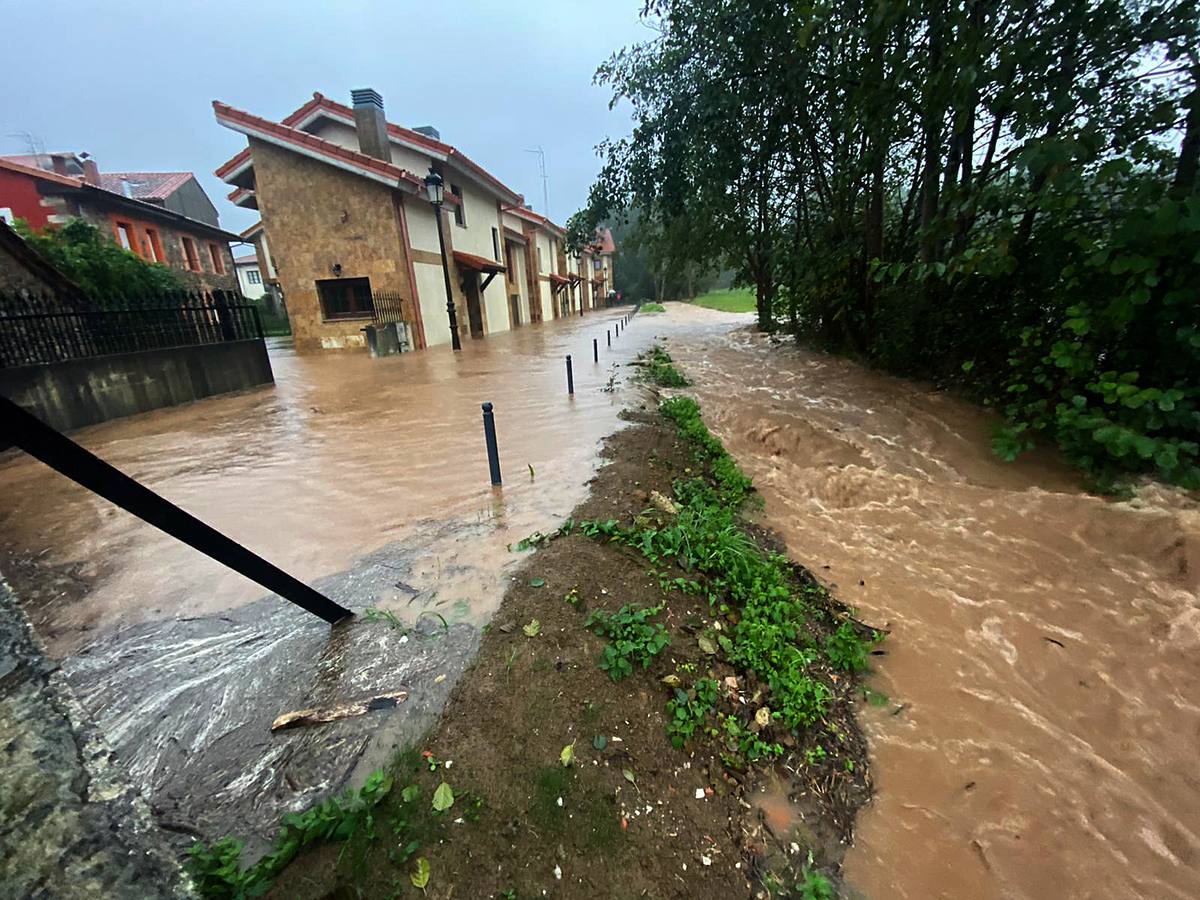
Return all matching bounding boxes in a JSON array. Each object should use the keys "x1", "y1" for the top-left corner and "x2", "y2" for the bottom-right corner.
[
  {"x1": 251, "y1": 139, "x2": 418, "y2": 352},
  {"x1": 0, "y1": 578, "x2": 182, "y2": 898},
  {"x1": 0, "y1": 339, "x2": 274, "y2": 434}
]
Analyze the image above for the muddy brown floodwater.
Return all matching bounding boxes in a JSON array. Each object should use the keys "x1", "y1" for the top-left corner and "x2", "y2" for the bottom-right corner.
[{"x1": 669, "y1": 317, "x2": 1200, "y2": 900}]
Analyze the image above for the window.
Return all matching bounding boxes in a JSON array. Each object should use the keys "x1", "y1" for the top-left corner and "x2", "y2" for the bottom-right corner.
[
  {"x1": 593, "y1": 257, "x2": 602, "y2": 271},
  {"x1": 143, "y1": 227, "x2": 163, "y2": 263},
  {"x1": 491, "y1": 227, "x2": 501, "y2": 261},
  {"x1": 115, "y1": 221, "x2": 136, "y2": 252},
  {"x1": 316, "y1": 277, "x2": 373, "y2": 320},
  {"x1": 247, "y1": 268, "x2": 262, "y2": 285},
  {"x1": 180, "y1": 236, "x2": 201, "y2": 271},
  {"x1": 450, "y1": 184, "x2": 465, "y2": 226},
  {"x1": 208, "y1": 243, "x2": 226, "y2": 274}
]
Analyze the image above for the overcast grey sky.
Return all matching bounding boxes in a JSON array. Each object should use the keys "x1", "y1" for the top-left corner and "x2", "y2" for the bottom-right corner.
[{"x1": 1, "y1": 0, "x2": 650, "y2": 235}]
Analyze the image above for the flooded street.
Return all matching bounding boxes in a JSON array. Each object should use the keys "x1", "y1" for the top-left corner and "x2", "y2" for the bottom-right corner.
[
  {"x1": 1, "y1": 309, "x2": 661, "y2": 658},
  {"x1": 671, "y1": 318, "x2": 1200, "y2": 900},
  {"x1": 3, "y1": 301, "x2": 1197, "y2": 896}
]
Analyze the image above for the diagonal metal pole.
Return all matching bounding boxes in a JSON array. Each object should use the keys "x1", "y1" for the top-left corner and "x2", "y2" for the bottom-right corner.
[{"x1": 0, "y1": 395, "x2": 351, "y2": 624}]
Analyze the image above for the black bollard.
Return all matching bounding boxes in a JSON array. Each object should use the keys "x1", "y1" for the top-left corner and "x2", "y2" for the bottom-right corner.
[
  {"x1": 607, "y1": 328, "x2": 611, "y2": 347},
  {"x1": 482, "y1": 402, "x2": 502, "y2": 485},
  {"x1": 593, "y1": 337, "x2": 599, "y2": 363},
  {"x1": 566, "y1": 354, "x2": 575, "y2": 395}
]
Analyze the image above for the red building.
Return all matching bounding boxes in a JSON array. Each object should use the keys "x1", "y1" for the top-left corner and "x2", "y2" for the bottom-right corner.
[{"x1": 0, "y1": 153, "x2": 239, "y2": 293}]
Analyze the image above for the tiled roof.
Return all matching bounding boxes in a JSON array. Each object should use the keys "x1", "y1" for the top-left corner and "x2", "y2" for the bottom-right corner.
[
  {"x1": 98, "y1": 172, "x2": 193, "y2": 201},
  {"x1": 0, "y1": 156, "x2": 84, "y2": 188},
  {"x1": 596, "y1": 227, "x2": 616, "y2": 254},
  {"x1": 233, "y1": 254, "x2": 258, "y2": 265},
  {"x1": 215, "y1": 91, "x2": 523, "y2": 204},
  {"x1": 452, "y1": 249, "x2": 505, "y2": 274},
  {"x1": 501, "y1": 203, "x2": 567, "y2": 236},
  {"x1": 213, "y1": 101, "x2": 427, "y2": 193}
]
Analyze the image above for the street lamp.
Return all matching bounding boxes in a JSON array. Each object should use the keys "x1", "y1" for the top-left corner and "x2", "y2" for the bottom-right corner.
[{"x1": 424, "y1": 168, "x2": 461, "y2": 351}]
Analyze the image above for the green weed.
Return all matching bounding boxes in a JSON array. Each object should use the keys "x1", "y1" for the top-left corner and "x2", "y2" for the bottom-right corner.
[
  {"x1": 664, "y1": 678, "x2": 719, "y2": 749},
  {"x1": 584, "y1": 604, "x2": 671, "y2": 681}
]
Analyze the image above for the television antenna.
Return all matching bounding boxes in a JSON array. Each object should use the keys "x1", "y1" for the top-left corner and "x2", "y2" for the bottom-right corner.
[{"x1": 524, "y1": 146, "x2": 549, "y2": 216}]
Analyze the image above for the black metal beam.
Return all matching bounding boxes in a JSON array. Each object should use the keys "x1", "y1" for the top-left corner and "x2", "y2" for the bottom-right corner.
[
  {"x1": 0, "y1": 395, "x2": 352, "y2": 625},
  {"x1": 480, "y1": 270, "x2": 499, "y2": 293}
]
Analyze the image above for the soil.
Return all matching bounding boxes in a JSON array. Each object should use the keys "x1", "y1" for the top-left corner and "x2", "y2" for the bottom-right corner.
[{"x1": 267, "y1": 402, "x2": 875, "y2": 900}]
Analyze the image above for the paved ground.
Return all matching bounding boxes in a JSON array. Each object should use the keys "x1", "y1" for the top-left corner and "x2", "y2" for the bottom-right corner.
[{"x1": 0, "y1": 578, "x2": 183, "y2": 899}]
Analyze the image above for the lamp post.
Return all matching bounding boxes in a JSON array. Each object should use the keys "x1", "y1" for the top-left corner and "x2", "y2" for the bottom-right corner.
[{"x1": 424, "y1": 168, "x2": 461, "y2": 351}]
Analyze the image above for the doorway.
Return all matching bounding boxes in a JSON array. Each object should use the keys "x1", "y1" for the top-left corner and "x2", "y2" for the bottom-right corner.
[{"x1": 462, "y1": 276, "x2": 484, "y2": 339}]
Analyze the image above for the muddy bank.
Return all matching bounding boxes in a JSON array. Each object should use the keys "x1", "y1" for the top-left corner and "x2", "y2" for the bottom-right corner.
[{"x1": 262, "y1": 391, "x2": 876, "y2": 898}]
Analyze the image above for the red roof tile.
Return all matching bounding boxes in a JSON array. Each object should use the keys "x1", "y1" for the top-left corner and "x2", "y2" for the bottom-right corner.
[
  {"x1": 0, "y1": 156, "x2": 84, "y2": 188},
  {"x1": 215, "y1": 91, "x2": 523, "y2": 204},
  {"x1": 453, "y1": 250, "x2": 505, "y2": 274},
  {"x1": 212, "y1": 101, "x2": 426, "y2": 193}
]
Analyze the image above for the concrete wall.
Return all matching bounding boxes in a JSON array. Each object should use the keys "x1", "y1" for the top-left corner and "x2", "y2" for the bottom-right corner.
[
  {"x1": 250, "y1": 139, "x2": 419, "y2": 351},
  {"x1": 0, "y1": 340, "x2": 274, "y2": 434}
]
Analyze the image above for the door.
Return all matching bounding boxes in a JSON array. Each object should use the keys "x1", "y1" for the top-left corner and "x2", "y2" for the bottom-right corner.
[{"x1": 463, "y1": 276, "x2": 485, "y2": 339}]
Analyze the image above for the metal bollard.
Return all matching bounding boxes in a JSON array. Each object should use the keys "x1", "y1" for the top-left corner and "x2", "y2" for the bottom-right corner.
[
  {"x1": 593, "y1": 337, "x2": 599, "y2": 363},
  {"x1": 607, "y1": 328, "x2": 611, "y2": 347},
  {"x1": 482, "y1": 402, "x2": 502, "y2": 485},
  {"x1": 566, "y1": 354, "x2": 575, "y2": 395}
]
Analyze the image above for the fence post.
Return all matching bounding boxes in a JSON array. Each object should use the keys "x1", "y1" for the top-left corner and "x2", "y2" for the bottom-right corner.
[
  {"x1": 566, "y1": 354, "x2": 574, "y2": 395},
  {"x1": 250, "y1": 304, "x2": 265, "y2": 340},
  {"x1": 0, "y1": 395, "x2": 351, "y2": 624},
  {"x1": 482, "y1": 402, "x2": 502, "y2": 485}
]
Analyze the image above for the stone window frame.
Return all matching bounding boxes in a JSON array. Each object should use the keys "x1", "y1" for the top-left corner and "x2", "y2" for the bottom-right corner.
[
  {"x1": 142, "y1": 227, "x2": 165, "y2": 264},
  {"x1": 315, "y1": 276, "x2": 374, "y2": 321},
  {"x1": 208, "y1": 242, "x2": 226, "y2": 274},
  {"x1": 180, "y1": 236, "x2": 202, "y2": 272}
]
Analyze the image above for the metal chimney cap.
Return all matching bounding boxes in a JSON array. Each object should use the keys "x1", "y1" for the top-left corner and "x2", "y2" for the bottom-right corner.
[
  {"x1": 413, "y1": 125, "x2": 441, "y2": 141},
  {"x1": 350, "y1": 88, "x2": 384, "y2": 109}
]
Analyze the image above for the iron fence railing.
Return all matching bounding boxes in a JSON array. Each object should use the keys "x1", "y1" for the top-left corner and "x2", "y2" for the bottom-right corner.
[
  {"x1": 0, "y1": 289, "x2": 264, "y2": 369},
  {"x1": 371, "y1": 290, "x2": 407, "y2": 326}
]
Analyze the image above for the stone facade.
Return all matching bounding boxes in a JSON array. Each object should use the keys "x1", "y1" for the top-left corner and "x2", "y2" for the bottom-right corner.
[{"x1": 250, "y1": 138, "x2": 419, "y2": 351}]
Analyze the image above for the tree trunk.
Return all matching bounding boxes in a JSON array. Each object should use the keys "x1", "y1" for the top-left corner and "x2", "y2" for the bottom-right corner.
[{"x1": 1171, "y1": 73, "x2": 1199, "y2": 198}]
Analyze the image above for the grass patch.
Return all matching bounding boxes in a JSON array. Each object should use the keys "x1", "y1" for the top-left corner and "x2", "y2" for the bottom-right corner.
[
  {"x1": 640, "y1": 302, "x2": 666, "y2": 313},
  {"x1": 633, "y1": 345, "x2": 691, "y2": 388},
  {"x1": 185, "y1": 749, "x2": 474, "y2": 898},
  {"x1": 691, "y1": 287, "x2": 755, "y2": 313}
]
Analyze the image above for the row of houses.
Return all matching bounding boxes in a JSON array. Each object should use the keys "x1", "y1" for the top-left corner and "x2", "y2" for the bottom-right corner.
[
  {"x1": 212, "y1": 89, "x2": 615, "y2": 352},
  {"x1": 0, "y1": 88, "x2": 615, "y2": 355}
]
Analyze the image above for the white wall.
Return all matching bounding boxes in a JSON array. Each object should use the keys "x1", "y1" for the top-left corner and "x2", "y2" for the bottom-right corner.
[{"x1": 235, "y1": 263, "x2": 266, "y2": 299}]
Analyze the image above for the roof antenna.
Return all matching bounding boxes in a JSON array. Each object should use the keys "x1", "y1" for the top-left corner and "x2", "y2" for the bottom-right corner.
[{"x1": 524, "y1": 146, "x2": 549, "y2": 216}]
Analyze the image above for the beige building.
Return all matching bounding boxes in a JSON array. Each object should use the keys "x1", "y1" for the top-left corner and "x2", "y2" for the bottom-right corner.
[{"x1": 212, "y1": 89, "x2": 581, "y2": 352}]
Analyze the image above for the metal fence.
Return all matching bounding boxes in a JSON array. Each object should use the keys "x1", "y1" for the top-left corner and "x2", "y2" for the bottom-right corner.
[
  {"x1": 0, "y1": 289, "x2": 264, "y2": 369},
  {"x1": 371, "y1": 290, "x2": 407, "y2": 326}
]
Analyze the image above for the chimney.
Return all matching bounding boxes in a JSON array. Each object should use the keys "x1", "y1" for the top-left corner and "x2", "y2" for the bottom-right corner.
[
  {"x1": 81, "y1": 157, "x2": 100, "y2": 185},
  {"x1": 50, "y1": 155, "x2": 70, "y2": 176},
  {"x1": 350, "y1": 88, "x2": 392, "y2": 163},
  {"x1": 413, "y1": 125, "x2": 440, "y2": 142}
]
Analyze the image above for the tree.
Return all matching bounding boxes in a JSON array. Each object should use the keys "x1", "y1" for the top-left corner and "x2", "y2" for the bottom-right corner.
[
  {"x1": 577, "y1": 0, "x2": 1200, "y2": 487},
  {"x1": 13, "y1": 218, "x2": 183, "y2": 298}
]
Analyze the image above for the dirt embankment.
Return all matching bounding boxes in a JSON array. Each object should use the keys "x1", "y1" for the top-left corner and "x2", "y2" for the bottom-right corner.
[{"x1": 263, "y1": 394, "x2": 878, "y2": 899}]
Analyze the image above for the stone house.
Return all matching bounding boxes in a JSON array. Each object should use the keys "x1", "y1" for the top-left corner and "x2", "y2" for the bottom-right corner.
[
  {"x1": 212, "y1": 89, "x2": 588, "y2": 352},
  {"x1": 0, "y1": 155, "x2": 239, "y2": 293}
]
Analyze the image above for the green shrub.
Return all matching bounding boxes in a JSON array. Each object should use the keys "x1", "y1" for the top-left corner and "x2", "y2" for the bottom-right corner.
[{"x1": 584, "y1": 604, "x2": 670, "y2": 680}]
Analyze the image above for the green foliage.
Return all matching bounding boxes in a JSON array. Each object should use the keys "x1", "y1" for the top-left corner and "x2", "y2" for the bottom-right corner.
[
  {"x1": 691, "y1": 288, "x2": 757, "y2": 313},
  {"x1": 795, "y1": 867, "x2": 836, "y2": 900},
  {"x1": 635, "y1": 345, "x2": 691, "y2": 387},
  {"x1": 824, "y1": 622, "x2": 875, "y2": 674},
  {"x1": 665, "y1": 678, "x2": 719, "y2": 749},
  {"x1": 584, "y1": 603, "x2": 671, "y2": 680},
  {"x1": 185, "y1": 769, "x2": 395, "y2": 898},
  {"x1": 13, "y1": 217, "x2": 183, "y2": 299},
  {"x1": 720, "y1": 713, "x2": 784, "y2": 762},
  {"x1": 640, "y1": 302, "x2": 667, "y2": 312},
  {"x1": 578, "y1": 0, "x2": 1200, "y2": 489},
  {"x1": 660, "y1": 396, "x2": 753, "y2": 503}
]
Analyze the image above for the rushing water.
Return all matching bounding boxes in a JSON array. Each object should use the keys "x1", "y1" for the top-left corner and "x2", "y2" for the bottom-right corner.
[
  {"x1": 3, "y1": 303, "x2": 1196, "y2": 894},
  {"x1": 670, "y1": 319, "x2": 1200, "y2": 900}
]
